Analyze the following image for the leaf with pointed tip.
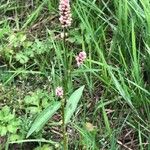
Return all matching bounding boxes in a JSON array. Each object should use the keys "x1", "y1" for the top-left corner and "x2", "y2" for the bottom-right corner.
[
  {"x1": 64, "y1": 86, "x2": 85, "y2": 124},
  {"x1": 27, "y1": 101, "x2": 61, "y2": 138}
]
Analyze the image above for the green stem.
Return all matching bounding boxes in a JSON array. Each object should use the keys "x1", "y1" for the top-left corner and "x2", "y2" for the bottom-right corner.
[
  {"x1": 5, "y1": 135, "x2": 9, "y2": 150},
  {"x1": 62, "y1": 27, "x2": 68, "y2": 150},
  {"x1": 63, "y1": 28, "x2": 68, "y2": 91},
  {"x1": 62, "y1": 98, "x2": 67, "y2": 150}
]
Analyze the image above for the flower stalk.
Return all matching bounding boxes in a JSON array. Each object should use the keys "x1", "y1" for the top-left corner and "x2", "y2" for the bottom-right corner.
[
  {"x1": 57, "y1": 0, "x2": 87, "y2": 149},
  {"x1": 59, "y1": 0, "x2": 72, "y2": 149}
]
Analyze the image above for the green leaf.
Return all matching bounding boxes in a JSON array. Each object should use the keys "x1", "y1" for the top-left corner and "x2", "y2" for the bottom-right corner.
[
  {"x1": 26, "y1": 101, "x2": 61, "y2": 138},
  {"x1": 19, "y1": 34, "x2": 26, "y2": 43},
  {"x1": 0, "y1": 112, "x2": 3, "y2": 120},
  {"x1": 2, "y1": 106, "x2": 10, "y2": 115},
  {"x1": 64, "y1": 85, "x2": 85, "y2": 124},
  {"x1": 15, "y1": 53, "x2": 29, "y2": 64},
  {"x1": 9, "y1": 134, "x2": 21, "y2": 141},
  {"x1": 26, "y1": 107, "x2": 40, "y2": 114},
  {"x1": 7, "y1": 124, "x2": 17, "y2": 133},
  {"x1": 0, "y1": 126, "x2": 7, "y2": 136}
]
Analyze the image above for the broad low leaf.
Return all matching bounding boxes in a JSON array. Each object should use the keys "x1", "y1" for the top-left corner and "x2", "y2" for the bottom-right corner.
[
  {"x1": 64, "y1": 85, "x2": 85, "y2": 124},
  {"x1": 27, "y1": 101, "x2": 61, "y2": 138}
]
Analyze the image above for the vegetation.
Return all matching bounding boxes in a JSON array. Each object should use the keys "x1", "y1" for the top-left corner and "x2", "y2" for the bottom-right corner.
[{"x1": 0, "y1": 0, "x2": 150, "y2": 149}]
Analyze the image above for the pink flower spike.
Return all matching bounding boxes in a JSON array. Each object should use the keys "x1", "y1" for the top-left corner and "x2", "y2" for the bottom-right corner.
[
  {"x1": 59, "y1": 0, "x2": 72, "y2": 28},
  {"x1": 55, "y1": 87, "x2": 64, "y2": 98},
  {"x1": 76, "y1": 51, "x2": 87, "y2": 67},
  {"x1": 78, "y1": 51, "x2": 87, "y2": 60},
  {"x1": 76, "y1": 56, "x2": 82, "y2": 67}
]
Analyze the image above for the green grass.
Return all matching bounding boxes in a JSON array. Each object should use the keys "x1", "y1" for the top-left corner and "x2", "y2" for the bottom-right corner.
[{"x1": 0, "y1": 0, "x2": 150, "y2": 149}]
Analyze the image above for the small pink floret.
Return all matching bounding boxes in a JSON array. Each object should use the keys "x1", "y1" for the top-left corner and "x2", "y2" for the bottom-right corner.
[
  {"x1": 55, "y1": 87, "x2": 64, "y2": 98},
  {"x1": 76, "y1": 51, "x2": 87, "y2": 67}
]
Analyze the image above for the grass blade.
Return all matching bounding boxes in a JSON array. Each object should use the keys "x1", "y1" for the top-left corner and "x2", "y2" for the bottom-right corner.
[
  {"x1": 64, "y1": 85, "x2": 85, "y2": 124},
  {"x1": 27, "y1": 101, "x2": 61, "y2": 138}
]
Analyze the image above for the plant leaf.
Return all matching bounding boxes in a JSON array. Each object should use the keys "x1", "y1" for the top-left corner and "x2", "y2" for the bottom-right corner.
[
  {"x1": 64, "y1": 85, "x2": 85, "y2": 124},
  {"x1": 27, "y1": 101, "x2": 61, "y2": 138}
]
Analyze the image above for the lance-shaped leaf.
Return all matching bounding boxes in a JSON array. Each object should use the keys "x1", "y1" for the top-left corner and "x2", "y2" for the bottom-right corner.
[
  {"x1": 27, "y1": 101, "x2": 61, "y2": 138},
  {"x1": 64, "y1": 85, "x2": 85, "y2": 124}
]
